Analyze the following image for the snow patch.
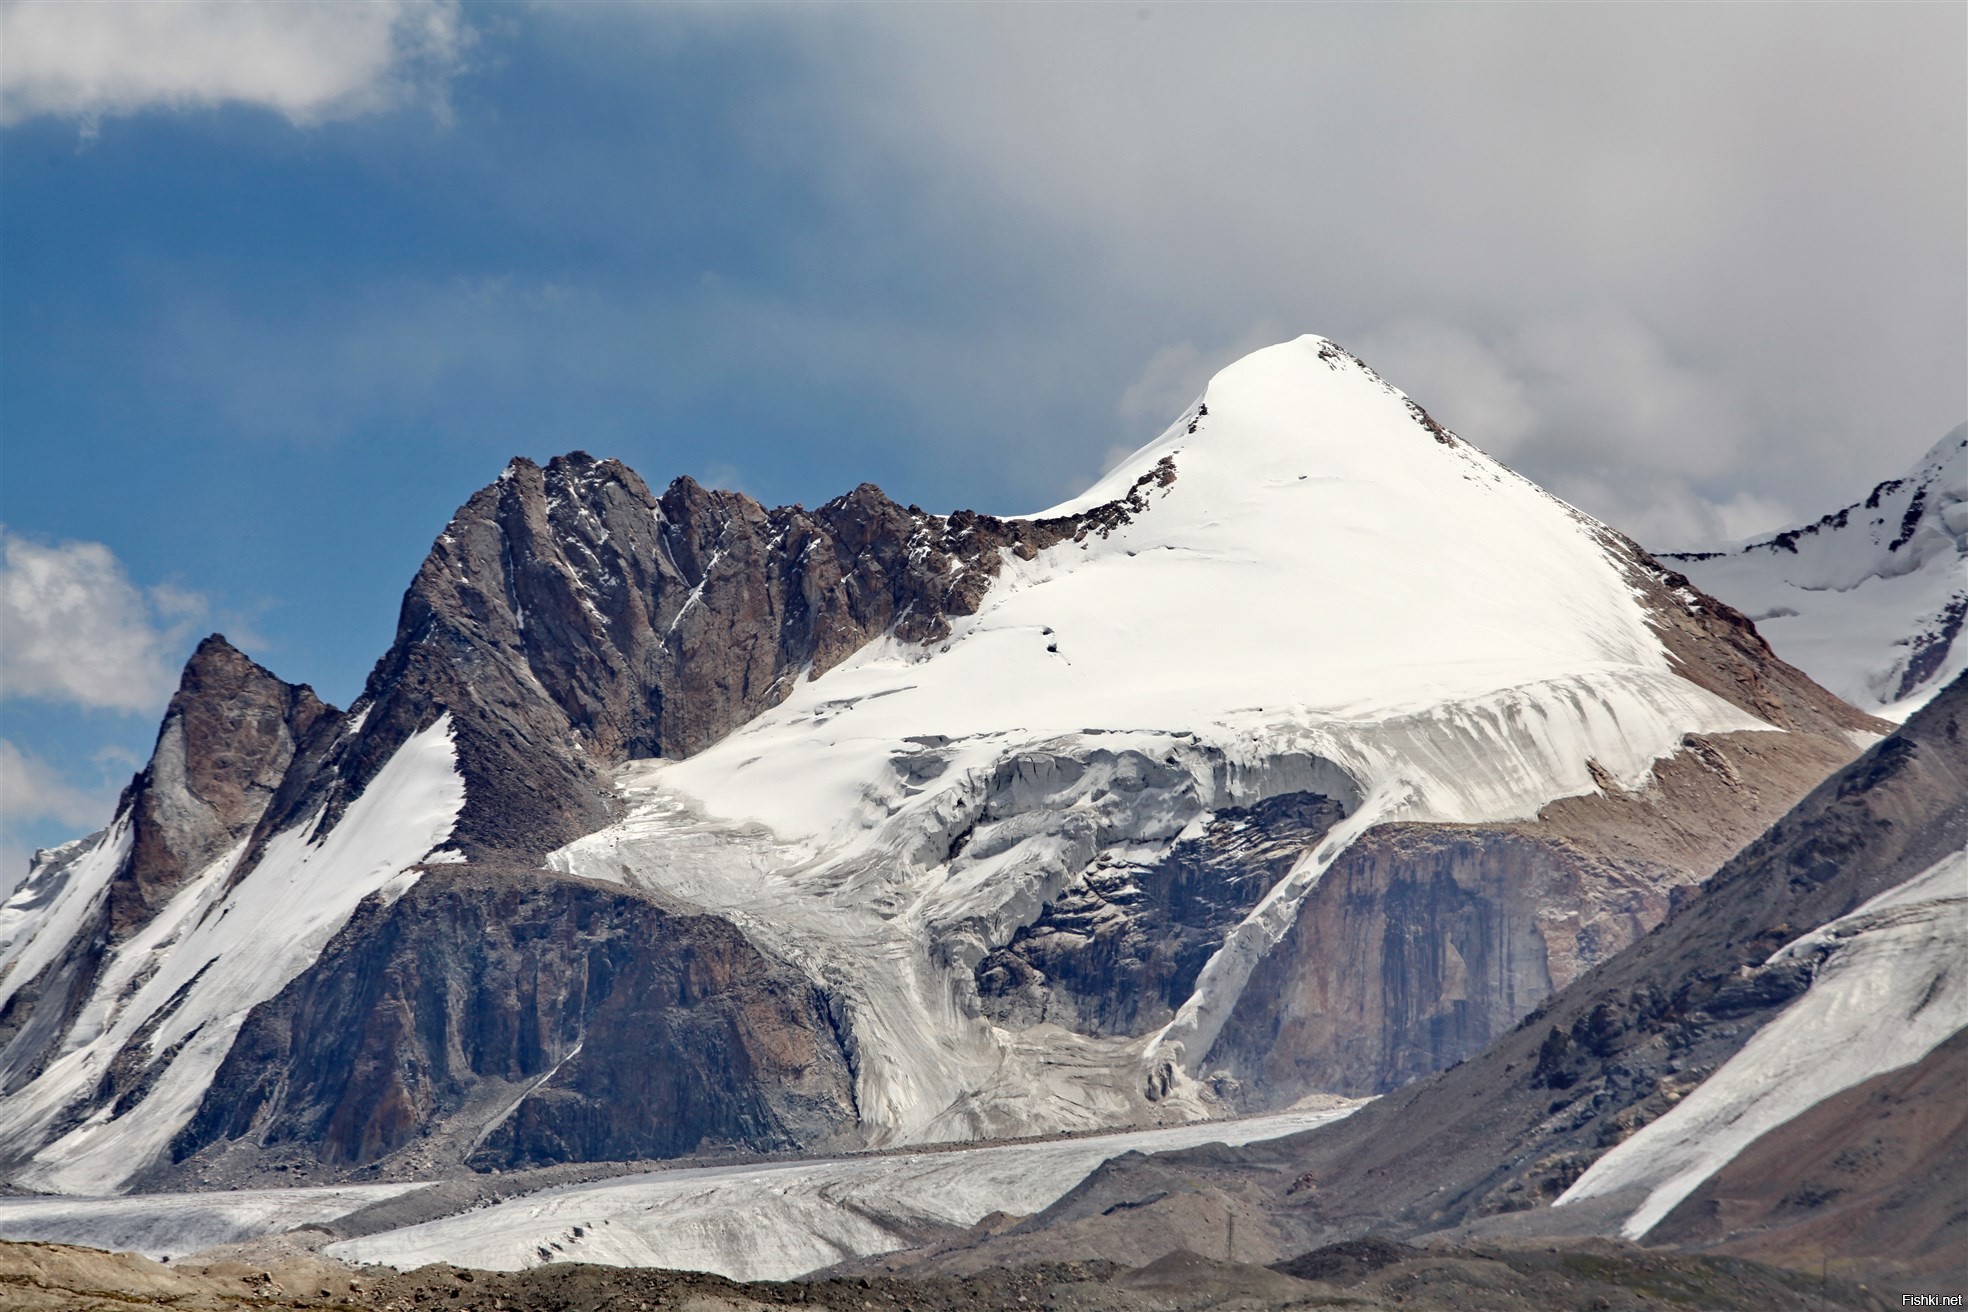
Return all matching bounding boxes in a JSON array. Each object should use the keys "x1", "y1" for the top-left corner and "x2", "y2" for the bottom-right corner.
[{"x1": 1555, "y1": 849, "x2": 1968, "y2": 1238}]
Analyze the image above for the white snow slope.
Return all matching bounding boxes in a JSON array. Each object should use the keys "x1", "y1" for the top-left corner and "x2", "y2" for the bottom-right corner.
[
  {"x1": 548, "y1": 336, "x2": 1771, "y2": 1152},
  {"x1": 0, "y1": 1183, "x2": 423, "y2": 1261},
  {"x1": 0, "y1": 716, "x2": 466, "y2": 1195},
  {"x1": 1664, "y1": 425, "x2": 1967, "y2": 720},
  {"x1": 1556, "y1": 849, "x2": 1968, "y2": 1239},
  {"x1": 328, "y1": 1102, "x2": 1359, "y2": 1281}
]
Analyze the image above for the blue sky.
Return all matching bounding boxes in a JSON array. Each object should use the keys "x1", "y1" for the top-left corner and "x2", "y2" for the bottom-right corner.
[{"x1": 2, "y1": 2, "x2": 1963, "y2": 880}]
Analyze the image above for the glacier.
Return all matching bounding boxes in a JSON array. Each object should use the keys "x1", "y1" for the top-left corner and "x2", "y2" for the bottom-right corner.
[{"x1": 548, "y1": 337, "x2": 1772, "y2": 1151}]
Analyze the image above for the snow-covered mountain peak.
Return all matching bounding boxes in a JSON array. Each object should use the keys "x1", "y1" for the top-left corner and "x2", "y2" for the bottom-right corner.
[
  {"x1": 1047, "y1": 335, "x2": 1461, "y2": 516},
  {"x1": 726, "y1": 333, "x2": 1704, "y2": 770},
  {"x1": 1662, "y1": 422, "x2": 1966, "y2": 718}
]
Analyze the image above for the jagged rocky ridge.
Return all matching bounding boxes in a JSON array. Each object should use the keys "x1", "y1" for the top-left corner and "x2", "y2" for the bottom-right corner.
[
  {"x1": 0, "y1": 638, "x2": 338, "y2": 1099},
  {"x1": 0, "y1": 336, "x2": 1888, "y2": 1195}
]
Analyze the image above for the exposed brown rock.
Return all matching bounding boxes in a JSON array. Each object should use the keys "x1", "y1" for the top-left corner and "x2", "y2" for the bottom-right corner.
[
  {"x1": 0, "y1": 637, "x2": 335, "y2": 1100},
  {"x1": 261, "y1": 451, "x2": 1176, "y2": 866},
  {"x1": 113, "y1": 635, "x2": 337, "y2": 935},
  {"x1": 1206, "y1": 724, "x2": 1864, "y2": 1098}
]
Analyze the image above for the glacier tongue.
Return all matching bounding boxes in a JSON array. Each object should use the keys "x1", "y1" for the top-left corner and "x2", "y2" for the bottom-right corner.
[
  {"x1": 325, "y1": 1102, "x2": 1361, "y2": 1281},
  {"x1": 549, "y1": 336, "x2": 1772, "y2": 1148}
]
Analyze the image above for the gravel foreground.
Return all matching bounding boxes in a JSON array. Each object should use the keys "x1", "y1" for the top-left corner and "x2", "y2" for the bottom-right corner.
[{"x1": 1, "y1": 1237, "x2": 1907, "y2": 1311}]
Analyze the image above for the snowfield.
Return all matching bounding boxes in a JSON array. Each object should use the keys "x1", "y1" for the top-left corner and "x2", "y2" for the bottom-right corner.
[
  {"x1": 548, "y1": 336, "x2": 1771, "y2": 1151},
  {"x1": 0, "y1": 717, "x2": 467, "y2": 1195},
  {"x1": 328, "y1": 1102, "x2": 1360, "y2": 1281},
  {"x1": 1556, "y1": 849, "x2": 1968, "y2": 1238}
]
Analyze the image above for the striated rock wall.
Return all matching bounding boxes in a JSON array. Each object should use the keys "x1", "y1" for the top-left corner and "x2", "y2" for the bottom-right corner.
[
  {"x1": 976, "y1": 792, "x2": 1346, "y2": 1038},
  {"x1": 1205, "y1": 720, "x2": 1866, "y2": 1100},
  {"x1": 114, "y1": 635, "x2": 338, "y2": 934},
  {"x1": 267, "y1": 451, "x2": 1173, "y2": 864},
  {"x1": 164, "y1": 866, "x2": 858, "y2": 1183}
]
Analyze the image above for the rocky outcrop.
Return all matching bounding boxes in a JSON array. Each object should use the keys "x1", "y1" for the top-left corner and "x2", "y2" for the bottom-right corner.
[
  {"x1": 113, "y1": 635, "x2": 338, "y2": 935},
  {"x1": 1203, "y1": 721, "x2": 1866, "y2": 1099},
  {"x1": 163, "y1": 866, "x2": 858, "y2": 1184},
  {"x1": 0, "y1": 637, "x2": 335, "y2": 1096},
  {"x1": 261, "y1": 451, "x2": 1176, "y2": 865},
  {"x1": 975, "y1": 792, "x2": 1346, "y2": 1037}
]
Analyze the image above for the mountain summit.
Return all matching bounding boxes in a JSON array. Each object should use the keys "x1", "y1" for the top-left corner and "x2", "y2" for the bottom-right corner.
[{"x1": 0, "y1": 337, "x2": 1878, "y2": 1195}]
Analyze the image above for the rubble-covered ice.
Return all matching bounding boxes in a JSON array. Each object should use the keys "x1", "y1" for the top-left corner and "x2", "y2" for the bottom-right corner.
[{"x1": 328, "y1": 1102, "x2": 1360, "y2": 1281}]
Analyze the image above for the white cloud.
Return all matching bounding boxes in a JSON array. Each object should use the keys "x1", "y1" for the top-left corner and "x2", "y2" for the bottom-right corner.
[
  {"x1": 1352, "y1": 312, "x2": 1791, "y2": 549},
  {"x1": 1354, "y1": 321, "x2": 1537, "y2": 456},
  {"x1": 0, "y1": 739, "x2": 116, "y2": 831},
  {"x1": 0, "y1": 528, "x2": 204, "y2": 713},
  {"x1": 0, "y1": 738, "x2": 121, "y2": 892},
  {"x1": 0, "y1": 0, "x2": 468, "y2": 129}
]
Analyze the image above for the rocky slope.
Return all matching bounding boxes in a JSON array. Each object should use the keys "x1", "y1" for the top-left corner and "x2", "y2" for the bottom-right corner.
[
  {"x1": 0, "y1": 336, "x2": 1886, "y2": 1195},
  {"x1": 878, "y1": 672, "x2": 1963, "y2": 1288},
  {"x1": 1662, "y1": 424, "x2": 1967, "y2": 719},
  {"x1": 0, "y1": 1238, "x2": 1902, "y2": 1312},
  {"x1": 167, "y1": 866, "x2": 858, "y2": 1183}
]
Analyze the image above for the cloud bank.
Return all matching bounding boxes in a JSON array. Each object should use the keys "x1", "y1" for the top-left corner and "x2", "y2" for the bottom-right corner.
[
  {"x1": 0, "y1": 0, "x2": 467, "y2": 127},
  {"x1": 782, "y1": 3, "x2": 1965, "y2": 544}
]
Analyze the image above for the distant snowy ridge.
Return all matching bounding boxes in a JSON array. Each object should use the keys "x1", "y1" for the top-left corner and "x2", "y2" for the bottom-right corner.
[
  {"x1": 1663, "y1": 424, "x2": 1967, "y2": 719},
  {"x1": 550, "y1": 336, "x2": 1776, "y2": 1148}
]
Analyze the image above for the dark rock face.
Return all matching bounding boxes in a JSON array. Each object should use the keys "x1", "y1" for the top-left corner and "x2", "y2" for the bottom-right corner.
[
  {"x1": 165, "y1": 867, "x2": 857, "y2": 1181},
  {"x1": 975, "y1": 792, "x2": 1345, "y2": 1037},
  {"x1": 1263, "y1": 672, "x2": 1963, "y2": 1245},
  {"x1": 1207, "y1": 827, "x2": 1644, "y2": 1097},
  {"x1": 0, "y1": 637, "x2": 334, "y2": 1097},
  {"x1": 265, "y1": 452, "x2": 1175, "y2": 864},
  {"x1": 1202, "y1": 631, "x2": 1879, "y2": 1103},
  {"x1": 113, "y1": 635, "x2": 337, "y2": 935}
]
